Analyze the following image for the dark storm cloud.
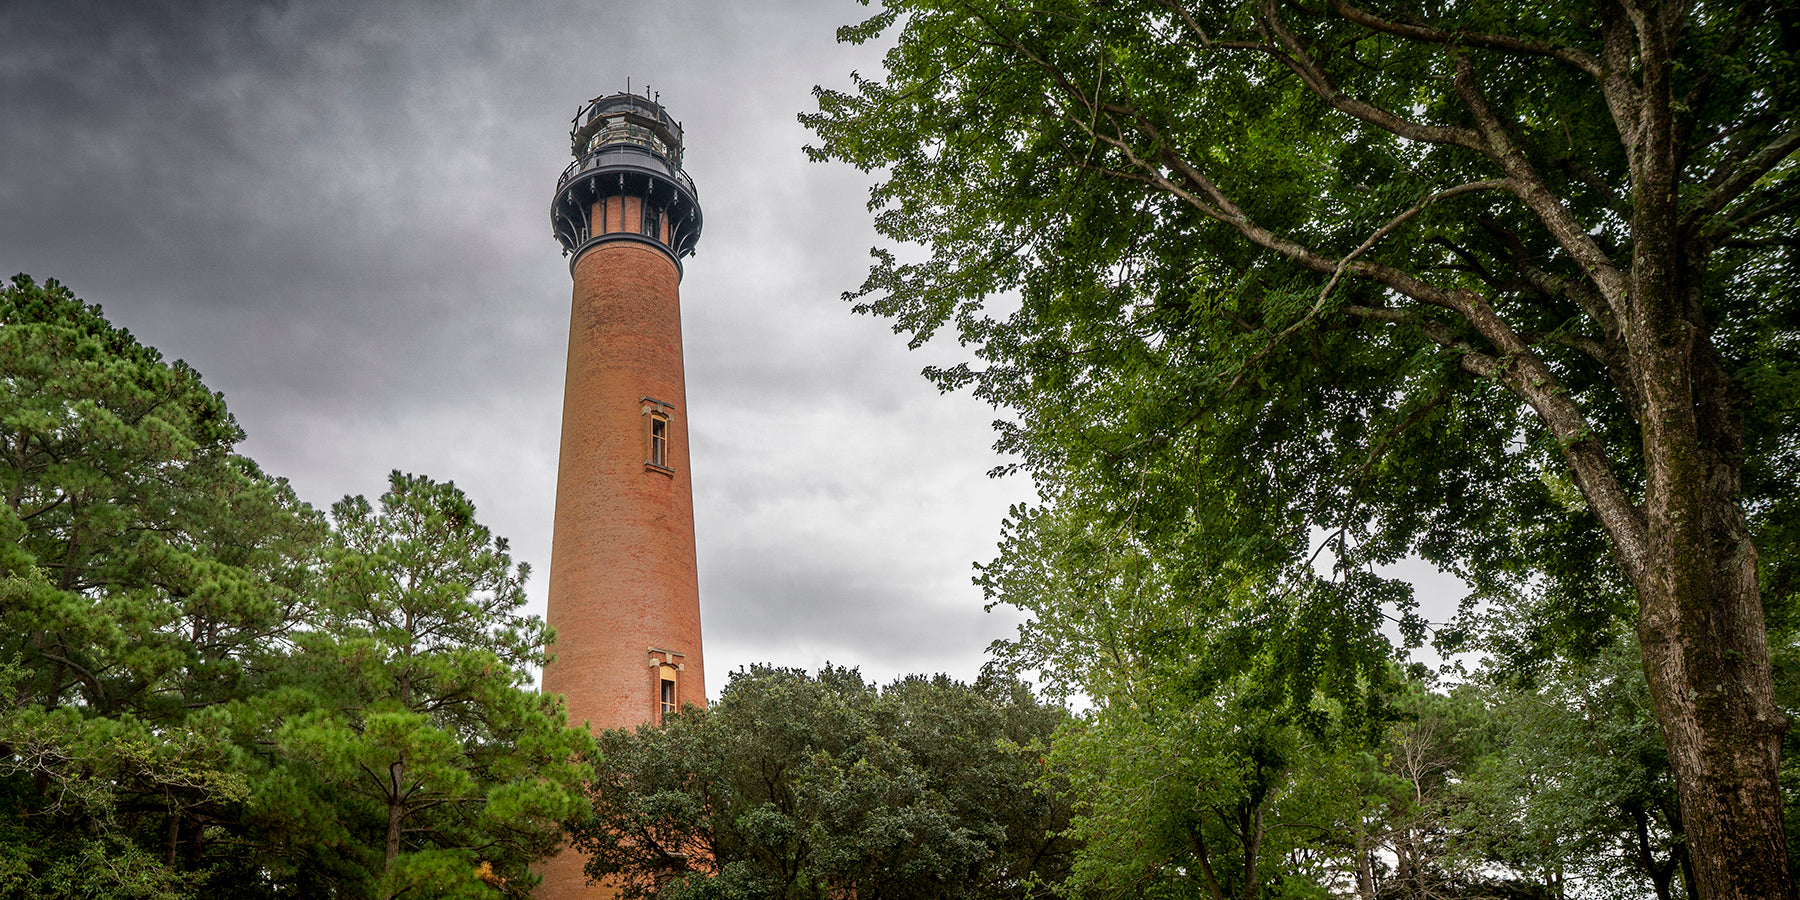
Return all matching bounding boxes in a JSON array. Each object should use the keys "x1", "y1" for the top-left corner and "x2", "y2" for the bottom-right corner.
[
  {"x1": 4, "y1": 2, "x2": 407, "y2": 280},
  {"x1": 2, "y1": 1, "x2": 559, "y2": 405},
  {"x1": 2, "y1": 0, "x2": 1038, "y2": 693}
]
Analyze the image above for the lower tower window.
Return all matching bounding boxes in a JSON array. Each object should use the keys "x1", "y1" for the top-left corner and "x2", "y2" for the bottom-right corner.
[{"x1": 651, "y1": 657, "x2": 682, "y2": 724}]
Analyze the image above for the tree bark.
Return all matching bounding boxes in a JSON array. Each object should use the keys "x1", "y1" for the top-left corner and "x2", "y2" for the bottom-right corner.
[
  {"x1": 382, "y1": 759, "x2": 407, "y2": 900},
  {"x1": 1629, "y1": 372, "x2": 1792, "y2": 900},
  {"x1": 1605, "y1": 7, "x2": 1794, "y2": 892},
  {"x1": 1354, "y1": 817, "x2": 1376, "y2": 900},
  {"x1": 1240, "y1": 801, "x2": 1264, "y2": 900}
]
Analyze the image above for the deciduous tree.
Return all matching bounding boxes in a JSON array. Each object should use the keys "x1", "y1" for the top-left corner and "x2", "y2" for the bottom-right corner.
[
  {"x1": 804, "y1": 2, "x2": 1799, "y2": 896},
  {"x1": 1450, "y1": 640, "x2": 1693, "y2": 900}
]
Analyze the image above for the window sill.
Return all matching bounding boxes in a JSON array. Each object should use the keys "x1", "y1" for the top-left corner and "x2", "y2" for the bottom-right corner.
[{"x1": 644, "y1": 462, "x2": 675, "y2": 476}]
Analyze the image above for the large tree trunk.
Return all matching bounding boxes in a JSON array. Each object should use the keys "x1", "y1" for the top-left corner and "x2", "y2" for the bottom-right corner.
[
  {"x1": 1633, "y1": 518, "x2": 1789, "y2": 900},
  {"x1": 1623, "y1": 137, "x2": 1793, "y2": 896},
  {"x1": 1631, "y1": 393, "x2": 1791, "y2": 899},
  {"x1": 1588, "y1": 7, "x2": 1795, "y2": 892}
]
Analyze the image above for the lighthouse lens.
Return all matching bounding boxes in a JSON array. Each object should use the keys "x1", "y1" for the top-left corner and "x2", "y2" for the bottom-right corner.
[{"x1": 589, "y1": 121, "x2": 673, "y2": 160}]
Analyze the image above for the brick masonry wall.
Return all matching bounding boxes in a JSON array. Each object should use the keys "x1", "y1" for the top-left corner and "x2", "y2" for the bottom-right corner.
[{"x1": 536, "y1": 231, "x2": 706, "y2": 900}]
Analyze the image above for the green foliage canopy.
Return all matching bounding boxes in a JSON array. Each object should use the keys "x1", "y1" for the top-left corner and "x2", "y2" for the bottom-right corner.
[
  {"x1": 803, "y1": 1, "x2": 1798, "y2": 897},
  {"x1": 0, "y1": 274, "x2": 321, "y2": 895},
  {"x1": 270, "y1": 472, "x2": 592, "y2": 899}
]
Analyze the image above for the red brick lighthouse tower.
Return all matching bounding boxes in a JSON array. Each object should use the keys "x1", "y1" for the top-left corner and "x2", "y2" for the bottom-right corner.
[{"x1": 537, "y1": 90, "x2": 706, "y2": 900}]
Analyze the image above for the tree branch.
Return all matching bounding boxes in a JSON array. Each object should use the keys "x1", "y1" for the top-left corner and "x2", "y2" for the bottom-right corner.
[
  {"x1": 1689, "y1": 122, "x2": 1800, "y2": 238},
  {"x1": 1342, "y1": 303, "x2": 1477, "y2": 356},
  {"x1": 1719, "y1": 189, "x2": 1800, "y2": 236},
  {"x1": 1451, "y1": 53, "x2": 1632, "y2": 314},
  {"x1": 1257, "y1": 0, "x2": 1484, "y2": 149},
  {"x1": 1596, "y1": 6, "x2": 1646, "y2": 162},
  {"x1": 1210, "y1": 180, "x2": 1506, "y2": 394},
  {"x1": 1325, "y1": 0, "x2": 1604, "y2": 78},
  {"x1": 1449, "y1": 300, "x2": 1650, "y2": 572},
  {"x1": 1154, "y1": 0, "x2": 1274, "y2": 52},
  {"x1": 1522, "y1": 330, "x2": 1611, "y2": 365},
  {"x1": 974, "y1": 3, "x2": 1652, "y2": 573},
  {"x1": 1675, "y1": 0, "x2": 1769, "y2": 145}
]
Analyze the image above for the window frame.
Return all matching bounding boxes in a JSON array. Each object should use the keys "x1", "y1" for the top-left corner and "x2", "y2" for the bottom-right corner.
[
  {"x1": 640, "y1": 398, "x2": 676, "y2": 475},
  {"x1": 649, "y1": 654, "x2": 683, "y2": 724}
]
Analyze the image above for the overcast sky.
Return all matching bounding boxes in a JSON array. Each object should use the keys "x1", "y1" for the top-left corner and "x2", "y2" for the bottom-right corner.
[
  {"x1": 2, "y1": 0, "x2": 1466, "y2": 696},
  {"x1": 1, "y1": 0, "x2": 1047, "y2": 693}
]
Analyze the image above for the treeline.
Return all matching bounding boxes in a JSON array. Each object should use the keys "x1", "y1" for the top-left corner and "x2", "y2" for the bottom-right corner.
[
  {"x1": 579, "y1": 642, "x2": 1718, "y2": 899},
  {"x1": 0, "y1": 276, "x2": 589, "y2": 898}
]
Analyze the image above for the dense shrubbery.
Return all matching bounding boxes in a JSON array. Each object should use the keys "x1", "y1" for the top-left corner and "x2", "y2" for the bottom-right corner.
[{"x1": 571, "y1": 665, "x2": 1076, "y2": 900}]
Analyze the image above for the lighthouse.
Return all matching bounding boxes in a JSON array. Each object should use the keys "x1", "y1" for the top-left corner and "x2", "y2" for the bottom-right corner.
[{"x1": 537, "y1": 90, "x2": 706, "y2": 900}]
